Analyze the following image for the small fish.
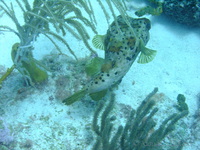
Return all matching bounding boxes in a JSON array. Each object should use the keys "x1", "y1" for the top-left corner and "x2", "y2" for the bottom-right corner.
[{"x1": 63, "y1": 15, "x2": 156, "y2": 105}]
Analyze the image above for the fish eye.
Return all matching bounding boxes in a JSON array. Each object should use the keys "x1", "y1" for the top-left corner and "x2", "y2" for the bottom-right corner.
[{"x1": 144, "y1": 19, "x2": 151, "y2": 30}]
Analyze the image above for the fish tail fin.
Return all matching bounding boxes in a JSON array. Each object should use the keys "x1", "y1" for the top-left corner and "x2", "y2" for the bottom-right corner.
[{"x1": 62, "y1": 89, "x2": 87, "y2": 105}]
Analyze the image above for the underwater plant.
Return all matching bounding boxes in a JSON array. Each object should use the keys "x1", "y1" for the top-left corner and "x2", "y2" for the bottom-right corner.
[
  {"x1": 92, "y1": 88, "x2": 189, "y2": 150},
  {"x1": 135, "y1": 0, "x2": 163, "y2": 17},
  {"x1": 0, "y1": 0, "x2": 98, "y2": 85},
  {"x1": 0, "y1": 65, "x2": 15, "y2": 88},
  {"x1": 0, "y1": 6, "x2": 4, "y2": 17},
  {"x1": 0, "y1": 0, "x2": 128, "y2": 86}
]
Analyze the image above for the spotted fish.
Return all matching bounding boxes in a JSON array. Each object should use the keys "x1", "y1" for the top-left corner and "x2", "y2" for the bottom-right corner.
[{"x1": 63, "y1": 15, "x2": 156, "y2": 105}]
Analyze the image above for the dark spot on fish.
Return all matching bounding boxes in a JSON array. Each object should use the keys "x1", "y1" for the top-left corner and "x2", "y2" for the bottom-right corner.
[
  {"x1": 115, "y1": 72, "x2": 118, "y2": 75},
  {"x1": 126, "y1": 57, "x2": 131, "y2": 61},
  {"x1": 123, "y1": 53, "x2": 126, "y2": 56},
  {"x1": 95, "y1": 81, "x2": 98, "y2": 84},
  {"x1": 107, "y1": 74, "x2": 110, "y2": 77},
  {"x1": 112, "y1": 61, "x2": 116, "y2": 67},
  {"x1": 132, "y1": 54, "x2": 136, "y2": 58},
  {"x1": 125, "y1": 47, "x2": 127, "y2": 49},
  {"x1": 102, "y1": 80, "x2": 105, "y2": 82},
  {"x1": 99, "y1": 77, "x2": 102, "y2": 80}
]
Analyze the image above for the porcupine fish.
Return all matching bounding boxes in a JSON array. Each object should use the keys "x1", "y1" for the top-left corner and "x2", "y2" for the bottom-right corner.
[{"x1": 63, "y1": 15, "x2": 156, "y2": 105}]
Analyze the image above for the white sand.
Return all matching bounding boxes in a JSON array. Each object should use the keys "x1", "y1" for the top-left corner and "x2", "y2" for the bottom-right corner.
[{"x1": 0, "y1": 0, "x2": 200, "y2": 150}]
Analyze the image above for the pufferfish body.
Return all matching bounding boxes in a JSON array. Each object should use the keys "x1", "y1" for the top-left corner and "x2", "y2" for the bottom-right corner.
[{"x1": 63, "y1": 15, "x2": 156, "y2": 105}]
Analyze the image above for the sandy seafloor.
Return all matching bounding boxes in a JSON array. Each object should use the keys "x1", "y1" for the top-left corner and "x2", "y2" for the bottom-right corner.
[{"x1": 0, "y1": 0, "x2": 200, "y2": 150}]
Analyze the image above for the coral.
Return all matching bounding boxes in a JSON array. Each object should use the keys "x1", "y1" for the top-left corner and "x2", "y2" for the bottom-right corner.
[
  {"x1": 92, "y1": 88, "x2": 189, "y2": 150},
  {"x1": 11, "y1": 43, "x2": 48, "y2": 84},
  {"x1": 176, "y1": 94, "x2": 189, "y2": 112},
  {"x1": 0, "y1": 6, "x2": 4, "y2": 17},
  {"x1": 0, "y1": 65, "x2": 15, "y2": 88},
  {"x1": 0, "y1": 0, "x2": 98, "y2": 85},
  {"x1": 190, "y1": 93, "x2": 200, "y2": 141},
  {"x1": 0, "y1": 0, "x2": 129, "y2": 86},
  {"x1": 134, "y1": 0, "x2": 200, "y2": 27},
  {"x1": 20, "y1": 139, "x2": 33, "y2": 149},
  {"x1": 0, "y1": 118, "x2": 14, "y2": 146},
  {"x1": 163, "y1": 0, "x2": 200, "y2": 27},
  {"x1": 135, "y1": 1, "x2": 163, "y2": 17},
  {"x1": 92, "y1": 93, "x2": 122, "y2": 150}
]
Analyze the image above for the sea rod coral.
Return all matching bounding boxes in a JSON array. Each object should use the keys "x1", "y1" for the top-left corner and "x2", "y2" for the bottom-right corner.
[{"x1": 92, "y1": 88, "x2": 189, "y2": 150}]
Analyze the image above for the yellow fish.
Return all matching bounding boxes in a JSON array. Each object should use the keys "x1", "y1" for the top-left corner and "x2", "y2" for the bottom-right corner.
[{"x1": 63, "y1": 15, "x2": 156, "y2": 105}]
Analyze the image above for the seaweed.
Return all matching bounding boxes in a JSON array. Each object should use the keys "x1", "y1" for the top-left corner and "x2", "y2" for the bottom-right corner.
[
  {"x1": 135, "y1": 0, "x2": 163, "y2": 17},
  {"x1": 0, "y1": 65, "x2": 15, "y2": 88},
  {"x1": 0, "y1": 0, "x2": 98, "y2": 85},
  {"x1": 0, "y1": 0, "x2": 129, "y2": 86},
  {"x1": 92, "y1": 88, "x2": 189, "y2": 150}
]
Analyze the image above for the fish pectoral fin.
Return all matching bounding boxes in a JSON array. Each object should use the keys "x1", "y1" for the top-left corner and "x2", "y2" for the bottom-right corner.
[
  {"x1": 62, "y1": 89, "x2": 87, "y2": 105},
  {"x1": 137, "y1": 41, "x2": 157, "y2": 64},
  {"x1": 89, "y1": 89, "x2": 107, "y2": 101},
  {"x1": 92, "y1": 35, "x2": 106, "y2": 50}
]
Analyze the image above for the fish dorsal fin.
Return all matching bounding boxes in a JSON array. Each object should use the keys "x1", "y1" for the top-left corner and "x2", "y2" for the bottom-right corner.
[
  {"x1": 137, "y1": 40, "x2": 157, "y2": 64},
  {"x1": 92, "y1": 35, "x2": 106, "y2": 50}
]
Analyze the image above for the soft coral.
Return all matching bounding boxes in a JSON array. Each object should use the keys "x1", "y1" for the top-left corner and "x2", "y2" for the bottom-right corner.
[{"x1": 0, "y1": 117, "x2": 14, "y2": 145}]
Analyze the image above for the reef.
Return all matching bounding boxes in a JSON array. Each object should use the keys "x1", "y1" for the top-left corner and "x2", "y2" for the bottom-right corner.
[
  {"x1": 163, "y1": 0, "x2": 200, "y2": 27},
  {"x1": 134, "y1": 0, "x2": 200, "y2": 27},
  {"x1": 92, "y1": 88, "x2": 189, "y2": 150}
]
